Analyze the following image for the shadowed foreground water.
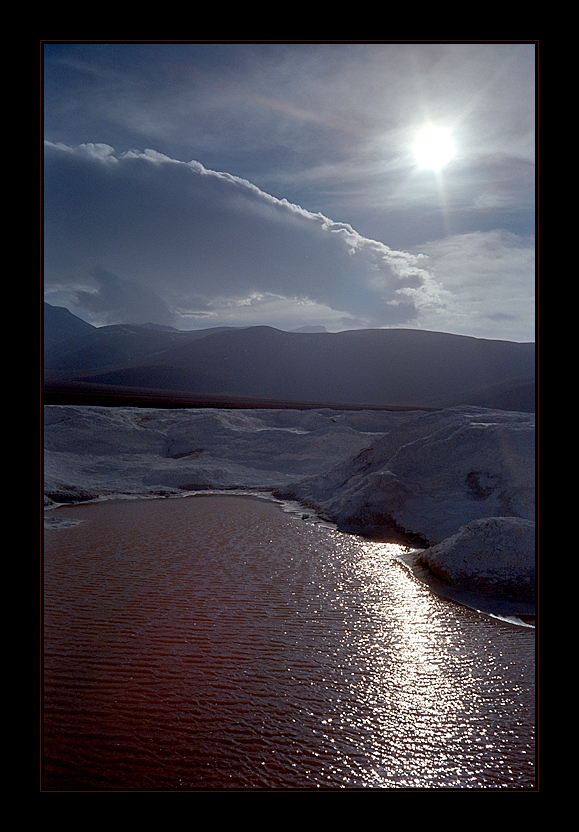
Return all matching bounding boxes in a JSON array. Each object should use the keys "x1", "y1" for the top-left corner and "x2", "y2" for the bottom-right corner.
[{"x1": 43, "y1": 494, "x2": 535, "y2": 790}]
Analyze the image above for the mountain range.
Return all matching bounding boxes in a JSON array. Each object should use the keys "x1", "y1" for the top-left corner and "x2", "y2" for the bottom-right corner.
[{"x1": 43, "y1": 303, "x2": 535, "y2": 412}]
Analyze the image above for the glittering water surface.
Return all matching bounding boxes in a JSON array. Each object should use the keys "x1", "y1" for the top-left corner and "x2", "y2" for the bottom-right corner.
[{"x1": 43, "y1": 495, "x2": 535, "y2": 790}]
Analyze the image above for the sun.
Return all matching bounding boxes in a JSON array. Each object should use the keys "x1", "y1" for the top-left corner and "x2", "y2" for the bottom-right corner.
[{"x1": 413, "y1": 126, "x2": 456, "y2": 171}]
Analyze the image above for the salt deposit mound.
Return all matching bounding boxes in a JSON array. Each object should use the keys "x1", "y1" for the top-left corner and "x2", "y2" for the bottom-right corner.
[
  {"x1": 417, "y1": 517, "x2": 535, "y2": 602},
  {"x1": 275, "y1": 406, "x2": 535, "y2": 546}
]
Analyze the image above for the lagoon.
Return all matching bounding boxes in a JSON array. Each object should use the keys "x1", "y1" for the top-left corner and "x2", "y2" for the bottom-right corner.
[{"x1": 43, "y1": 494, "x2": 535, "y2": 790}]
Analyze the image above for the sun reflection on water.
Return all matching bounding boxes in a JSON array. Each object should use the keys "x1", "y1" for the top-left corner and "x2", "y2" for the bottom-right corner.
[
  {"x1": 44, "y1": 498, "x2": 535, "y2": 790},
  {"x1": 360, "y1": 542, "x2": 465, "y2": 703},
  {"x1": 328, "y1": 540, "x2": 534, "y2": 789}
]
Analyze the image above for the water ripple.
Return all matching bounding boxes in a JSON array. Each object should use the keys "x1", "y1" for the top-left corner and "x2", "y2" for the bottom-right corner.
[{"x1": 43, "y1": 495, "x2": 535, "y2": 790}]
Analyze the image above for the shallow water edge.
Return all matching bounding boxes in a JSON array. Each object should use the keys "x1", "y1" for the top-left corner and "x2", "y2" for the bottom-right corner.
[
  {"x1": 394, "y1": 550, "x2": 535, "y2": 627},
  {"x1": 44, "y1": 488, "x2": 535, "y2": 628}
]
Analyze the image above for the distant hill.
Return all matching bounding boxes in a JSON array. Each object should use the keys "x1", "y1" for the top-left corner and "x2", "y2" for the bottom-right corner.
[
  {"x1": 43, "y1": 304, "x2": 535, "y2": 412},
  {"x1": 44, "y1": 302, "x2": 96, "y2": 350}
]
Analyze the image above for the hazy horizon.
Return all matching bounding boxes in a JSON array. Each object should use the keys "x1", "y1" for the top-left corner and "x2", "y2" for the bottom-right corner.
[{"x1": 45, "y1": 301, "x2": 535, "y2": 344}]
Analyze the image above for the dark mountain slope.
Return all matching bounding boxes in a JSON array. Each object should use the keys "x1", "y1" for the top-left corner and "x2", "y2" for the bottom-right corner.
[
  {"x1": 43, "y1": 305, "x2": 535, "y2": 411},
  {"x1": 43, "y1": 302, "x2": 96, "y2": 350}
]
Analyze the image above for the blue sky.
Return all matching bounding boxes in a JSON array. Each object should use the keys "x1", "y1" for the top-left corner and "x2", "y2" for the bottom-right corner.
[{"x1": 43, "y1": 41, "x2": 536, "y2": 340}]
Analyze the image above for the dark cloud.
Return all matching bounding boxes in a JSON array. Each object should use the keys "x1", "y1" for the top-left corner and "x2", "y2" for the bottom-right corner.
[
  {"x1": 74, "y1": 266, "x2": 177, "y2": 326},
  {"x1": 44, "y1": 142, "x2": 437, "y2": 330}
]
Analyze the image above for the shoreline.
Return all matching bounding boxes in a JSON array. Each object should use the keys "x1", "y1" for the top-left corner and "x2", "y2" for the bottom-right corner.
[
  {"x1": 394, "y1": 549, "x2": 535, "y2": 627},
  {"x1": 43, "y1": 488, "x2": 535, "y2": 628}
]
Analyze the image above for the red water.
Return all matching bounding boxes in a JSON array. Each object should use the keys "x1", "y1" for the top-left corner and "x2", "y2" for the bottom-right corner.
[{"x1": 43, "y1": 495, "x2": 536, "y2": 790}]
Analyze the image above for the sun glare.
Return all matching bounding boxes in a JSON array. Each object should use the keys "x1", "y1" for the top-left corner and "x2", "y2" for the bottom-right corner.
[{"x1": 413, "y1": 126, "x2": 456, "y2": 171}]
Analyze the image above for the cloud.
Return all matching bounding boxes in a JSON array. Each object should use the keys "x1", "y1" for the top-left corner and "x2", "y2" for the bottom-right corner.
[
  {"x1": 74, "y1": 266, "x2": 177, "y2": 326},
  {"x1": 43, "y1": 141, "x2": 440, "y2": 330},
  {"x1": 42, "y1": 45, "x2": 535, "y2": 340},
  {"x1": 43, "y1": 141, "x2": 535, "y2": 339},
  {"x1": 411, "y1": 230, "x2": 535, "y2": 341}
]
